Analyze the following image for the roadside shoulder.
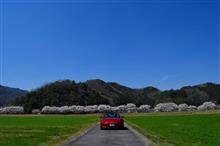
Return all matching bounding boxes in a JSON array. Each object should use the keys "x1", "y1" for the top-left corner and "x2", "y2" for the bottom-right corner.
[
  {"x1": 60, "y1": 123, "x2": 98, "y2": 146},
  {"x1": 125, "y1": 123, "x2": 156, "y2": 146}
]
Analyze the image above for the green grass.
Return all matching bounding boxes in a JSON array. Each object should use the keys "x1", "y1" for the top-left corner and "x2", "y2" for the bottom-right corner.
[
  {"x1": 125, "y1": 112, "x2": 220, "y2": 146},
  {"x1": 0, "y1": 115, "x2": 98, "y2": 146},
  {"x1": 1, "y1": 112, "x2": 219, "y2": 146}
]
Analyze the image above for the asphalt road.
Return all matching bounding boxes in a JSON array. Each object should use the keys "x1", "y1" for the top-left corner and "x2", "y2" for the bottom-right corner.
[{"x1": 63, "y1": 124, "x2": 153, "y2": 146}]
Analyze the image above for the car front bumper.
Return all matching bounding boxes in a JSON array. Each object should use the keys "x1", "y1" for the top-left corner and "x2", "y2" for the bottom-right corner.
[{"x1": 100, "y1": 123, "x2": 124, "y2": 129}]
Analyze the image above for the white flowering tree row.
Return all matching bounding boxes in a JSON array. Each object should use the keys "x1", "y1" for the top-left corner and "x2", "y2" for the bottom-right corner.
[
  {"x1": 0, "y1": 106, "x2": 24, "y2": 114},
  {"x1": 0, "y1": 101, "x2": 219, "y2": 114}
]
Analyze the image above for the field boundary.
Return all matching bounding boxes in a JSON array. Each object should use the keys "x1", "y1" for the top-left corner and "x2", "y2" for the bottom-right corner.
[
  {"x1": 125, "y1": 123, "x2": 156, "y2": 146},
  {"x1": 60, "y1": 123, "x2": 98, "y2": 146},
  {"x1": 126, "y1": 120, "x2": 175, "y2": 146},
  {"x1": 122, "y1": 110, "x2": 220, "y2": 117}
]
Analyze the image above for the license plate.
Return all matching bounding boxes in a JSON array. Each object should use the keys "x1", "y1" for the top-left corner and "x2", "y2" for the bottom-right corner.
[{"x1": 109, "y1": 124, "x2": 115, "y2": 127}]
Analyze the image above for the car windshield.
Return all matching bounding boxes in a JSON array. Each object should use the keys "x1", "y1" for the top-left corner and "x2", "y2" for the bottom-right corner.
[{"x1": 103, "y1": 113, "x2": 120, "y2": 118}]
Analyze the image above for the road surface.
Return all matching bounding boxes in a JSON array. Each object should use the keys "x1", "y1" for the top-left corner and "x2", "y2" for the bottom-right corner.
[{"x1": 62, "y1": 124, "x2": 153, "y2": 146}]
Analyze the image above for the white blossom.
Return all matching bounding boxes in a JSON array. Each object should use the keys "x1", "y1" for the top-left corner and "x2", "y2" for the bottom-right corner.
[
  {"x1": 138, "y1": 105, "x2": 151, "y2": 112},
  {"x1": 178, "y1": 104, "x2": 189, "y2": 111},
  {"x1": 115, "y1": 105, "x2": 126, "y2": 113},
  {"x1": 188, "y1": 105, "x2": 197, "y2": 111},
  {"x1": 41, "y1": 106, "x2": 60, "y2": 114},
  {"x1": 31, "y1": 109, "x2": 41, "y2": 114},
  {"x1": 0, "y1": 106, "x2": 24, "y2": 114},
  {"x1": 126, "y1": 103, "x2": 137, "y2": 113},
  {"x1": 84, "y1": 105, "x2": 98, "y2": 113},
  {"x1": 198, "y1": 102, "x2": 216, "y2": 111},
  {"x1": 98, "y1": 104, "x2": 111, "y2": 113},
  {"x1": 59, "y1": 106, "x2": 71, "y2": 114},
  {"x1": 154, "y1": 103, "x2": 178, "y2": 112}
]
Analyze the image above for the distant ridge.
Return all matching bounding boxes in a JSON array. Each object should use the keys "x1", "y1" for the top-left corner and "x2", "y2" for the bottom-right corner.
[
  {"x1": 13, "y1": 79, "x2": 220, "y2": 113},
  {"x1": 0, "y1": 85, "x2": 27, "y2": 106}
]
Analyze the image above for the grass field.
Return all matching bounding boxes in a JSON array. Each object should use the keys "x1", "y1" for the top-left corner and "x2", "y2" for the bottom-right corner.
[
  {"x1": 0, "y1": 115, "x2": 98, "y2": 146},
  {"x1": 1, "y1": 112, "x2": 219, "y2": 146},
  {"x1": 125, "y1": 112, "x2": 220, "y2": 146}
]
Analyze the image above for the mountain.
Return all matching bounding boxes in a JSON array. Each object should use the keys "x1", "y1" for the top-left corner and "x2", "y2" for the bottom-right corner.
[
  {"x1": 15, "y1": 80, "x2": 109, "y2": 113},
  {"x1": 14, "y1": 79, "x2": 220, "y2": 113},
  {"x1": 155, "y1": 82, "x2": 220, "y2": 106},
  {"x1": 0, "y1": 85, "x2": 27, "y2": 106},
  {"x1": 85, "y1": 79, "x2": 160, "y2": 106}
]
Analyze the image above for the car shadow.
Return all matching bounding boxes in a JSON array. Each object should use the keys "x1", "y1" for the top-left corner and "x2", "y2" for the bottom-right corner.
[
  {"x1": 102, "y1": 127, "x2": 128, "y2": 130},
  {"x1": 121, "y1": 127, "x2": 128, "y2": 130}
]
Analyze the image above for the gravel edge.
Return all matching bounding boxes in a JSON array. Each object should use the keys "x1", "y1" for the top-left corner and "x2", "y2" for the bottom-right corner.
[
  {"x1": 125, "y1": 123, "x2": 156, "y2": 146},
  {"x1": 59, "y1": 123, "x2": 98, "y2": 146}
]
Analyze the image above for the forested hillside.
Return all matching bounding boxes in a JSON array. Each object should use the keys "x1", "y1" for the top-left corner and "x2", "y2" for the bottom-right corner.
[
  {"x1": 0, "y1": 85, "x2": 27, "y2": 106},
  {"x1": 14, "y1": 79, "x2": 220, "y2": 113}
]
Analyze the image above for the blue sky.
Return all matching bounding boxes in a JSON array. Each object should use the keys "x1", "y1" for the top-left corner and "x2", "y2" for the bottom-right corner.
[{"x1": 0, "y1": 0, "x2": 219, "y2": 90}]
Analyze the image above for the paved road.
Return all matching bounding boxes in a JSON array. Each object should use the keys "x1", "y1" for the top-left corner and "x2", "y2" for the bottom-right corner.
[{"x1": 63, "y1": 124, "x2": 153, "y2": 146}]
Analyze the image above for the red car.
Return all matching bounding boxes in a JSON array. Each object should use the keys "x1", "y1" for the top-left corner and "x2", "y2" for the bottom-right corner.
[{"x1": 100, "y1": 112, "x2": 124, "y2": 130}]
